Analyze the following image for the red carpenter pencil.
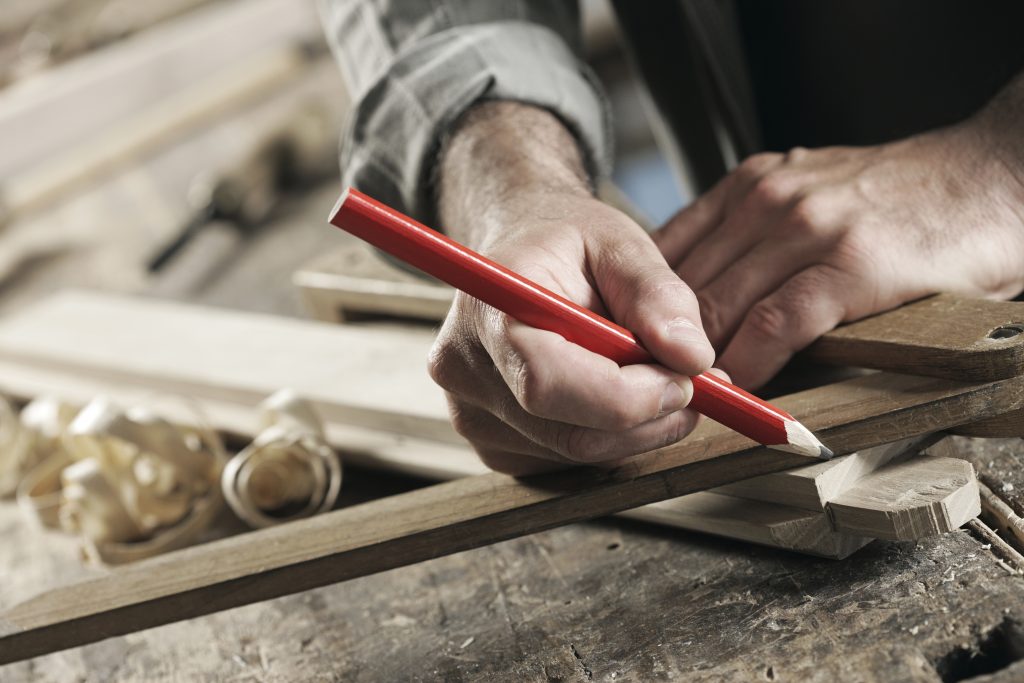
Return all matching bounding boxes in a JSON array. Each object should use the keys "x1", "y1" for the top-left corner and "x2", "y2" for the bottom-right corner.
[{"x1": 328, "y1": 187, "x2": 832, "y2": 460}]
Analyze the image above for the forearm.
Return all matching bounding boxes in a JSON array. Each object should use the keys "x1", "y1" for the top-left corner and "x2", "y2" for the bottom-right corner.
[
  {"x1": 318, "y1": 0, "x2": 611, "y2": 224},
  {"x1": 437, "y1": 101, "x2": 594, "y2": 247}
]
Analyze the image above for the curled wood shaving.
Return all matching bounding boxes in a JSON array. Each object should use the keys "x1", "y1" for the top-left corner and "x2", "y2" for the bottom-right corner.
[
  {"x1": 15, "y1": 395, "x2": 227, "y2": 565},
  {"x1": 221, "y1": 389, "x2": 342, "y2": 528}
]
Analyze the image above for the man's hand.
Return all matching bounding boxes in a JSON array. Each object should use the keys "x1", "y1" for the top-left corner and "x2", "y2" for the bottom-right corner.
[
  {"x1": 430, "y1": 102, "x2": 715, "y2": 475},
  {"x1": 654, "y1": 121, "x2": 1024, "y2": 389}
]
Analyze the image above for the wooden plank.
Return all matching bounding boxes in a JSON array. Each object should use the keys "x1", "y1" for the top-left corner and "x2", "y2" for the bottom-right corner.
[
  {"x1": 0, "y1": 0, "x2": 321, "y2": 180},
  {"x1": 828, "y1": 456, "x2": 980, "y2": 540},
  {"x1": 2, "y1": 369, "x2": 1024, "y2": 664},
  {"x1": 295, "y1": 247, "x2": 1024, "y2": 382},
  {"x1": 3, "y1": 45, "x2": 314, "y2": 221},
  {"x1": 0, "y1": 291, "x2": 460, "y2": 445}
]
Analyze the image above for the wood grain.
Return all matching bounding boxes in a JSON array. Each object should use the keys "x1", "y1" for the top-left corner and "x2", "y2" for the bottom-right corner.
[{"x1": 2, "y1": 369, "x2": 1023, "y2": 664}]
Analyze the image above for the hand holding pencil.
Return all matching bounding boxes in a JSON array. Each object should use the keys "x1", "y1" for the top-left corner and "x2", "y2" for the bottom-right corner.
[{"x1": 329, "y1": 186, "x2": 831, "y2": 472}]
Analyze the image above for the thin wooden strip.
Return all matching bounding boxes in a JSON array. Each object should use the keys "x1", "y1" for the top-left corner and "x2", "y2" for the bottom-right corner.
[
  {"x1": 948, "y1": 407, "x2": 1024, "y2": 437},
  {"x1": 2, "y1": 370, "x2": 1024, "y2": 664},
  {"x1": 978, "y1": 481, "x2": 1024, "y2": 549}
]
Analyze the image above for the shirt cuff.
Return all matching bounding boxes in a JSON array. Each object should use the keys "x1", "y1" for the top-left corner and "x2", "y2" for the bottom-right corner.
[{"x1": 339, "y1": 20, "x2": 612, "y2": 226}]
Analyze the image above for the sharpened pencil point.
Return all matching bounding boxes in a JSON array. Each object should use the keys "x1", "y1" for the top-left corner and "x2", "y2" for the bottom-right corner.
[{"x1": 776, "y1": 420, "x2": 831, "y2": 459}]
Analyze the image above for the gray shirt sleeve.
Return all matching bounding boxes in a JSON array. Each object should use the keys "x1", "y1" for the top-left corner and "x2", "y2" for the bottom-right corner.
[{"x1": 318, "y1": 0, "x2": 612, "y2": 224}]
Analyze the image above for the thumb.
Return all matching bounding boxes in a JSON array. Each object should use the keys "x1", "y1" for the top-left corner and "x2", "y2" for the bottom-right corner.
[{"x1": 591, "y1": 232, "x2": 715, "y2": 376}]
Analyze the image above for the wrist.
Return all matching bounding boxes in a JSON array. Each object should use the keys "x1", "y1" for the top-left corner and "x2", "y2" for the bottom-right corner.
[
  {"x1": 965, "y1": 79, "x2": 1024, "y2": 213},
  {"x1": 436, "y1": 101, "x2": 593, "y2": 247}
]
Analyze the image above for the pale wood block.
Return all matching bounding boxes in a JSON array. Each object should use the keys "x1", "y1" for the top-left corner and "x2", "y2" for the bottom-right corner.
[{"x1": 829, "y1": 456, "x2": 980, "y2": 541}]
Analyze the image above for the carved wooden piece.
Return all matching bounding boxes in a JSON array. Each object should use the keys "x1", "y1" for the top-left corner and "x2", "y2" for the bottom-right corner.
[
  {"x1": 828, "y1": 456, "x2": 980, "y2": 540},
  {"x1": 713, "y1": 434, "x2": 939, "y2": 511},
  {"x1": 1, "y1": 369, "x2": 1023, "y2": 664}
]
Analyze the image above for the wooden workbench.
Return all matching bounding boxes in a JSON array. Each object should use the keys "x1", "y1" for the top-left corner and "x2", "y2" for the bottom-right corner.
[
  {"x1": 0, "y1": 185, "x2": 1022, "y2": 682},
  {"x1": 2, "y1": 4, "x2": 1024, "y2": 677}
]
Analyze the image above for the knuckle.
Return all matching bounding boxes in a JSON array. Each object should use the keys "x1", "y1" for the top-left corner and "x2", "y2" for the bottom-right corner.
[
  {"x1": 558, "y1": 426, "x2": 595, "y2": 463},
  {"x1": 557, "y1": 426, "x2": 626, "y2": 463},
  {"x1": 784, "y1": 193, "x2": 832, "y2": 237},
  {"x1": 748, "y1": 172, "x2": 792, "y2": 209},
  {"x1": 603, "y1": 395, "x2": 648, "y2": 431},
  {"x1": 784, "y1": 146, "x2": 809, "y2": 163},
  {"x1": 737, "y1": 152, "x2": 781, "y2": 180},
  {"x1": 426, "y1": 338, "x2": 458, "y2": 388},
  {"x1": 744, "y1": 300, "x2": 792, "y2": 343},
  {"x1": 832, "y1": 226, "x2": 874, "y2": 274}
]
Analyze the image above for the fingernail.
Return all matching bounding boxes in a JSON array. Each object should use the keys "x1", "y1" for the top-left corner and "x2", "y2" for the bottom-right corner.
[
  {"x1": 665, "y1": 318, "x2": 713, "y2": 353},
  {"x1": 658, "y1": 379, "x2": 693, "y2": 416}
]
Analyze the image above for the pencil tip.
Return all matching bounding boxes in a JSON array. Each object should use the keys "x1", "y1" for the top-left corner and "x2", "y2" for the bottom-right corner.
[{"x1": 774, "y1": 420, "x2": 831, "y2": 459}]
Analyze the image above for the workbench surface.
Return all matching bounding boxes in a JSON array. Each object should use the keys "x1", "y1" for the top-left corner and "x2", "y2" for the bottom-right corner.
[{"x1": 0, "y1": 184, "x2": 1021, "y2": 682}]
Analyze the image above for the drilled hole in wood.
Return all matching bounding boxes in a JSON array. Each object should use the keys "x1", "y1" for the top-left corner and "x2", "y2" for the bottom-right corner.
[
  {"x1": 934, "y1": 616, "x2": 1024, "y2": 682},
  {"x1": 988, "y1": 324, "x2": 1024, "y2": 340}
]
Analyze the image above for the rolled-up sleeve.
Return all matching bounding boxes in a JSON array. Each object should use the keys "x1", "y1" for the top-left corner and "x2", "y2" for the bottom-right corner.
[{"x1": 318, "y1": 0, "x2": 612, "y2": 223}]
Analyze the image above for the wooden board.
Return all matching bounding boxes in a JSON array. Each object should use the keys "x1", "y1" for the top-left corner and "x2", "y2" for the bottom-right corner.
[
  {"x1": 2, "y1": 368, "x2": 1023, "y2": 664},
  {"x1": 631, "y1": 492, "x2": 869, "y2": 559},
  {"x1": 295, "y1": 244, "x2": 1024, "y2": 382},
  {"x1": 0, "y1": 291, "x2": 459, "y2": 445},
  {"x1": 0, "y1": 0, "x2": 321, "y2": 180}
]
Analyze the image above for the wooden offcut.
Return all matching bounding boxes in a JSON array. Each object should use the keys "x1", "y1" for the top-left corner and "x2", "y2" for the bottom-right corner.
[{"x1": 828, "y1": 456, "x2": 980, "y2": 540}]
